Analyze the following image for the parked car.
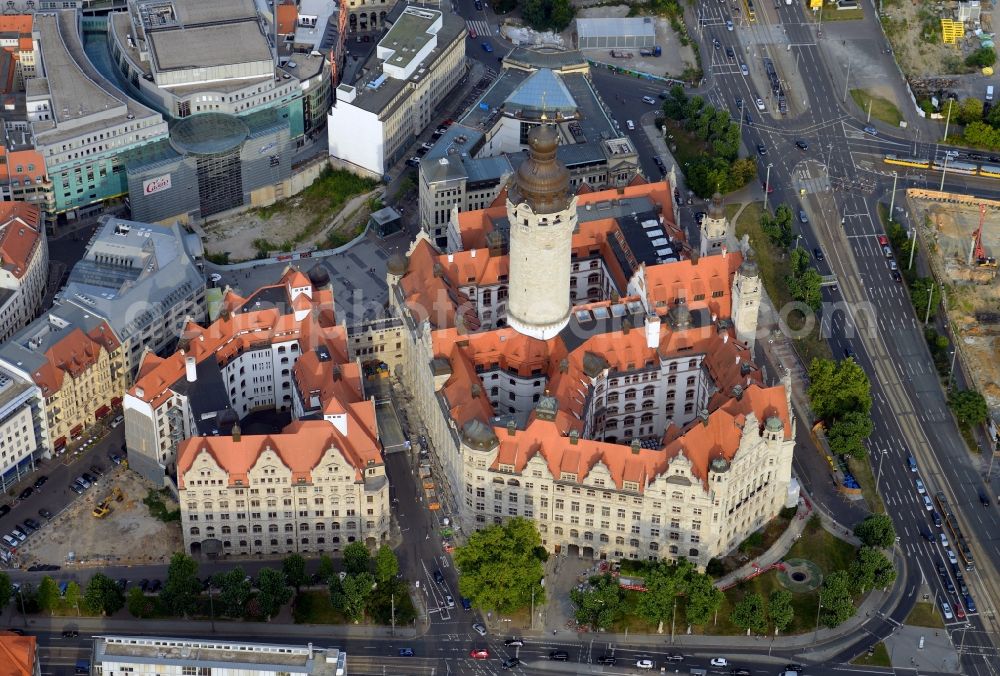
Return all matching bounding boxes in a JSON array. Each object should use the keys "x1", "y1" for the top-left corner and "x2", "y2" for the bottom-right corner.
[
  {"x1": 941, "y1": 602, "x2": 954, "y2": 620},
  {"x1": 922, "y1": 495, "x2": 933, "y2": 511},
  {"x1": 89, "y1": 465, "x2": 104, "y2": 477},
  {"x1": 444, "y1": 594, "x2": 455, "y2": 609},
  {"x1": 626, "y1": 119, "x2": 635, "y2": 130},
  {"x1": 109, "y1": 453, "x2": 123, "y2": 465},
  {"x1": 461, "y1": 597, "x2": 472, "y2": 610},
  {"x1": 70, "y1": 483, "x2": 84, "y2": 494},
  {"x1": 878, "y1": 234, "x2": 889, "y2": 246},
  {"x1": 740, "y1": 62, "x2": 749, "y2": 76},
  {"x1": 795, "y1": 139, "x2": 809, "y2": 150},
  {"x1": 74, "y1": 477, "x2": 90, "y2": 490},
  {"x1": 965, "y1": 594, "x2": 977, "y2": 613},
  {"x1": 0, "y1": 505, "x2": 10, "y2": 518},
  {"x1": 549, "y1": 651, "x2": 570, "y2": 661},
  {"x1": 18, "y1": 487, "x2": 32, "y2": 501},
  {"x1": 979, "y1": 490, "x2": 990, "y2": 507},
  {"x1": 472, "y1": 622, "x2": 487, "y2": 636},
  {"x1": 33, "y1": 476, "x2": 48, "y2": 489},
  {"x1": 1, "y1": 534, "x2": 16, "y2": 548},
  {"x1": 23, "y1": 519, "x2": 40, "y2": 532},
  {"x1": 642, "y1": 95, "x2": 656, "y2": 105},
  {"x1": 813, "y1": 247, "x2": 825, "y2": 261},
  {"x1": 433, "y1": 569, "x2": 445, "y2": 584},
  {"x1": 755, "y1": 98, "x2": 765, "y2": 111},
  {"x1": 756, "y1": 144, "x2": 767, "y2": 156},
  {"x1": 405, "y1": 157, "x2": 420, "y2": 167},
  {"x1": 81, "y1": 473, "x2": 96, "y2": 484},
  {"x1": 939, "y1": 533, "x2": 949, "y2": 548},
  {"x1": 916, "y1": 479, "x2": 926, "y2": 495},
  {"x1": 481, "y1": 41, "x2": 493, "y2": 53},
  {"x1": 799, "y1": 210, "x2": 808, "y2": 223},
  {"x1": 947, "y1": 549, "x2": 958, "y2": 565}
]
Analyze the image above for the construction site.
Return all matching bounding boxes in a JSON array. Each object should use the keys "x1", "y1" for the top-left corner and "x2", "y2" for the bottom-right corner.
[
  {"x1": 16, "y1": 467, "x2": 182, "y2": 569},
  {"x1": 906, "y1": 189, "x2": 1000, "y2": 411}
]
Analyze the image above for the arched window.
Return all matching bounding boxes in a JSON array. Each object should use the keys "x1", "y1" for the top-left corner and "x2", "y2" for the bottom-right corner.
[{"x1": 190, "y1": 527, "x2": 200, "y2": 536}]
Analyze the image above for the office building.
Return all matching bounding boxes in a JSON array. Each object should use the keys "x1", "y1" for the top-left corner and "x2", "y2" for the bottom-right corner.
[{"x1": 327, "y1": 6, "x2": 466, "y2": 177}]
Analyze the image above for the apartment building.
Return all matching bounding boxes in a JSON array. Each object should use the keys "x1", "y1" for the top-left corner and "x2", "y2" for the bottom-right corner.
[
  {"x1": 0, "y1": 202, "x2": 48, "y2": 341},
  {"x1": 0, "y1": 15, "x2": 37, "y2": 89},
  {"x1": 0, "y1": 366, "x2": 45, "y2": 492},
  {"x1": 0, "y1": 631, "x2": 40, "y2": 676},
  {"x1": 327, "y1": 6, "x2": 466, "y2": 177},
  {"x1": 0, "y1": 304, "x2": 125, "y2": 453}
]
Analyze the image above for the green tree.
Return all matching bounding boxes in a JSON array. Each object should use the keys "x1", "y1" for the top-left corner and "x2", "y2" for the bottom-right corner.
[
  {"x1": 282, "y1": 554, "x2": 308, "y2": 592},
  {"x1": 375, "y1": 545, "x2": 400, "y2": 585},
  {"x1": 549, "y1": 0, "x2": 574, "y2": 31},
  {"x1": 318, "y1": 555, "x2": 336, "y2": 584},
  {"x1": 728, "y1": 157, "x2": 757, "y2": 189},
  {"x1": 850, "y1": 547, "x2": 897, "y2": 593},
  {"x1": 64, "y1": 581, "x2": 81, "y2": 614},
  {"x1": 966, "y1": 47, "x2": 997, "y2": 68},
  {"x1": 827, "y1": 410, "x2": 875, "y2": 459},
  {"x1": 662, "y1": 86, "x2": 688, "y2": 120},
  {"x1": 161, "y1": 552, "x2": 202, "y2": 617},
  {"x1": 570, "y1": 575, "x2": 625, "y2": 630},
  {"x1": 520, "y1": 0, "x2": 546, "y2": 28},
  {"x1": 948, "y1": 389, "x2": 989, "y2": 427},
  {"x1": 343, "y1": 541, "x2": 371, "y2": 576},
  {"x1": 331, "y1": 572, "x2": 375, "y2": 622},
  {"x1": 36, "y1": 576, "x2": 59, "y2": 615},
  {"x1": 493, "y1": 0, "x2": 517, "y2": 11},
  {"x1": 808, "y1": 357, "x2": 872, "y2": 422},
  {"x1": 213, "y1": 567, "x2": 252, "y2": 617},
  {"x1": 730, "y1": 592, "x2": 767, "y2": 635},
  {"x1": 909, "y1": 277, "x2": 939, "y2": 317},
  {"x1": 454, "y1": 517, "x2": 546, "y2": 613},
  {"x1": 636, "y1": 559, "x2": 692, "y2": 633},
  {"x1": 127, "y1": 586, "x2": 153, "y2": 618},
  {"x1": 683, "y1": 570, "x2": 724, "y2": 626},
  {"x1": 957, "y1": 97, "x2": 984, "y2": 125},
  {"x1": 256, "y1": 568, "x2": 293, "y2": 619},
  {"x1": 0, "y1": 571, "x2": 11, "y2": 610},
  {"x1": 820, "y1": 570, "x2": 855, "y2": 628},
  {"x1": 768, "y1": 589, "x2": 794, "y2": 634},
  {"x1": 854, "y1": 513, "x2": 896, "y2": 548},
  {"x1": 84, "y1": 573, "x2": 125, "y2": 616}
]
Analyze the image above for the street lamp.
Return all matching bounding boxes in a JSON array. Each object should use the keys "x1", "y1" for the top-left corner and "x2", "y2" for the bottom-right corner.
[
  {"x1": 889, "y1": 171, "x2": 898, "y2": 215},
  {"x1": 939, "y1": 154, "x2": 950, "y2": 192},
  {"x1": 763, "y1": 163, "x2": 773, "y2": 211},
  {"x1": 814, "y1": 591, "x2": 824, "y2": 639},
  {"x1": 875, "y1": 448, "x2": 889, "y2": 492}
]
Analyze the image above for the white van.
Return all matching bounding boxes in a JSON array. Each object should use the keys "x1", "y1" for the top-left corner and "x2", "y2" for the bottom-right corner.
[{"x1": 987, "y1": 85, "x2": 994, "y2": 102}]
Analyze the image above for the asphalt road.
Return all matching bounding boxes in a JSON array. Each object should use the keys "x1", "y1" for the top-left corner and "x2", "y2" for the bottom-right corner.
[{"x1": 656, "y1": 1, "x2": 1000, "y2": 673}]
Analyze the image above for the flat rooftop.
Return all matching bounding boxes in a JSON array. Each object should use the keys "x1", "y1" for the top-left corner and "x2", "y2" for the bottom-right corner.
[
  {"x1": 94, "y1": 636, "x2": 344, "y2": 675},
  {"x1": 345, "y1": 10, "x2": 464, "y2": 116},
  {"x1": 137, "y1": 0, "x2": 258, "y2": 30},
  {"x1": 148, "y1": 21, "x2": 273, "y2": 72},
  {"x1": 32, "y1": 12, "x2": 161, "y2": 144},
  {"x1": 575, "y1": 17, "x2": 656, "y2": 40},
  {"x1": 379, "y1": 7, "x2": 439, "y2": 73}
]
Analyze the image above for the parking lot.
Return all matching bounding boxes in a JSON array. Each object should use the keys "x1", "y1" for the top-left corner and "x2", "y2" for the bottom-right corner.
[{"x1": 13, "y1": 465, "x2": 182, "y2": 568}]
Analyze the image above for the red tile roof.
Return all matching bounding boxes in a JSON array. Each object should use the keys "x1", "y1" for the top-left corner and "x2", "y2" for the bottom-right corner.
[
  {"x1": 0, "y1": 631, "x2": 36, "y2": 676},
  {"x1": 0, "y1": 201, "x2": 42, "y2": 279},
  {"x1": 32, "y1": 323, "x2": 119, "y2": 396}
]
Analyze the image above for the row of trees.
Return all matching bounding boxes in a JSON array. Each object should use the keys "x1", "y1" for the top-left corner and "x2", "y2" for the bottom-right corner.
[
  {"x1": 808, "y1": 357, "x2": 874, "y2": 459},
  {"x1": 661, "y1": 86, "x2": 757, "y2": 197},
  {"x1": 493, "y1": 0, "x2": 574, "y2": 32},
  {"x1": 570, "y1": 560, "x2": 723, "y2": 633},
  {"x1": 730, "y1": 589, "x2": 794, "y2": 635},
  {"x1": 328, "y1": 541, "x2": 411, "y2": 624}
]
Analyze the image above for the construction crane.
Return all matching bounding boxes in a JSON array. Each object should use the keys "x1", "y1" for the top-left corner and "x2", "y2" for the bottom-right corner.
[{"x1": 972, "y1": 203, "x2": 998, "y2": 267}]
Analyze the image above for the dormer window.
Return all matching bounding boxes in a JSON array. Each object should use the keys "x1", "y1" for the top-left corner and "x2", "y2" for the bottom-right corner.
[
  {"x1": 498, "y1": 463, "x2": 514, "y2": 473},
  {"x1": 560, "y1": 472, "x2": 577, "y2": 482},
  {"x1": 623, "y1": 481, "x2": 639, "y2": 492}
]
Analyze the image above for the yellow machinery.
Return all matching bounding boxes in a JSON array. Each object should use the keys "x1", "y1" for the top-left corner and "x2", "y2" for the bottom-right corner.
[{"x1": 92, "y1": 500, "x2": 111, "y2": 518}]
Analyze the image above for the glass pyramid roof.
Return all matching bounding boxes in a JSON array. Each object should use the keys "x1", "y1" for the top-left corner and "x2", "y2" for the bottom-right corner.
[{"x1": 504, "y1": 68, "x2": 577, "y2": 114}]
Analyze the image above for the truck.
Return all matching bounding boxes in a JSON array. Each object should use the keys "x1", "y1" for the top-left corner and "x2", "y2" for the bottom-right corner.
[
  {"x1": 639, "y1": 46, "x2": 662, "y2": 57},
  {"x1": 609, "y1": 50, "x2": 634, "y2": 58}
]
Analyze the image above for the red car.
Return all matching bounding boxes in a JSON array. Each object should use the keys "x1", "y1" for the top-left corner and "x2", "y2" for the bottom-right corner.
[
  {"x1": 955, "y1": 603, "x2": 966, "y2": 620},
  {"x1": 470, "y1": 649, "x2": 490, "y2": 659},
  {"x1": 762, "y1": 182, "x2": 774, "y2": 194},
  {"x1": 877, "y1": 234, "x2": 889, "y2": 246}
]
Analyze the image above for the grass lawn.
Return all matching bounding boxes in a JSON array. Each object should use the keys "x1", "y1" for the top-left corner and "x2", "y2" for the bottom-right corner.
[
  {"x1": 293, "y1": 590, "x2": 349, "y2": 624},
  {"x1": 852, "y1": 642, "x2": 891, "y2": 667},
  {"x1": 846, "y1": 454, "x2": 886, "y2": 514},
  {"x1": 819, "y1": 4, "x2": 864, "y2": 21},
  {"x1": 906, "y1": 601, "x2": 945, "y2": 628},
  {"x1": 786, "y1": 518, "x2": 857, "y2": 573},
  {"x1": 850, "y1": 89, "x2": 903, "y2": 127},
  {"x1": 664, "y1": 119, "x2": 711, "y2": 167},
  {"x1": 734, "y1": 201, "x2": 831, "y2": 364},
  {"x1": 725, "y1": 203, "x2": 743, "y2": 223}
]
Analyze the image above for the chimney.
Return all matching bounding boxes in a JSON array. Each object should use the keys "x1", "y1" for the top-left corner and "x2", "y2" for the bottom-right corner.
[
  {"x1": 332, "y1": 365, "x2": 342, "y2": 381},
  {"x1": 569, "y1": 429, "x2": 579, "y2": 445},
  {"x1": 690, "y1": 249, "x2": 699, "y2": 265},
  {"x1": 645, "y1": 313, "x2": 660, "y2": 349},
  {"x1": 447, "y1": 253, "x2": 454, "y2": 263},
  {"x1": 622, "y1": 318, "x2": 631, "y2": 335},
  {"x1": 185, "y1": 356, "x2": 197, "y2": 383},
  {"x1": 698, "y1": 408, "x2": 709, "y2": 426},
  {"x1": 136, "y1": 387, "x2": 144, "y2": 398},
  {"x1": 471, "y1": 249, "x2": 477, "y2": 258},
  {"x1": 308, "y1": 643, "x2": 313, "y2": 659},
  {"x1": 507, "y1": 420, "x2": 516, "y2": 436},
  {"x1": 723, "y1": 333, "x2": 729, "y2": 344},
  {"x1": 471, "y1": 383, "x2": 482, "y2": 398},
  {"x1": 232, "y1": 422, "x2": 242, "y2": 442},
  {"x1": 630, "y1": 438, "x2": 641, "y2": 454},
  {"x1": 721, "y1": 245, "x2": 728, "y2": 259}
]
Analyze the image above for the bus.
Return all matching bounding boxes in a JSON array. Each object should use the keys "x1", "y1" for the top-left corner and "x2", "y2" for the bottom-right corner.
[
  {"x1": 883, "y1": 154, "x2": 931, "y2": 169},
  {"x1": 743, "y1": 0, "x2": 756, "y2": 23}
]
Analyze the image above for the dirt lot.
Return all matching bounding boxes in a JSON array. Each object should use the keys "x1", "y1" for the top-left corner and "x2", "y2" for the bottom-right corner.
[
  {"x1": 881, "y1": 0, "x2": 992, "y2": 78},
  {"x1": 908, "y1": 191, "x2": 1000, "y2": 408},
  {"x1": 575, "y1": 5, "x2": 697, "y2": 79},
  {"x1": 18, "y1": 468, "x2": 182, "y2": 568}
]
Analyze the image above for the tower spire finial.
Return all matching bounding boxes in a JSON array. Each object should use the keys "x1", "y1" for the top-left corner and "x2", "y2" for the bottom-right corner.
[{"x1": 540, "y1": 90, "x2": 548, "y2": 121}]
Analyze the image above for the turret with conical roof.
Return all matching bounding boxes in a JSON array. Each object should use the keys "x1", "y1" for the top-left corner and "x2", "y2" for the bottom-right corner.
[
  {"x1": 505, "y1": 124, "x2": 577, "y2": 341},
  {"x1": 700, "y1": 192, "x2": 729, "y2": 256}
]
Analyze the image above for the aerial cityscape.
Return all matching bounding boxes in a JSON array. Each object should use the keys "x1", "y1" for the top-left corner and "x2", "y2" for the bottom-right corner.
[{"x1": 0, "y1": 0, "x2": 996, "y2": 675}]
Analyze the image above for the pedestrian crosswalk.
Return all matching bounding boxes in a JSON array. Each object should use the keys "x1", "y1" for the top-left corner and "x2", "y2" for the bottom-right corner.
[{"x1": 466, "y1": 20, "x2": 492, "y2": 37}]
